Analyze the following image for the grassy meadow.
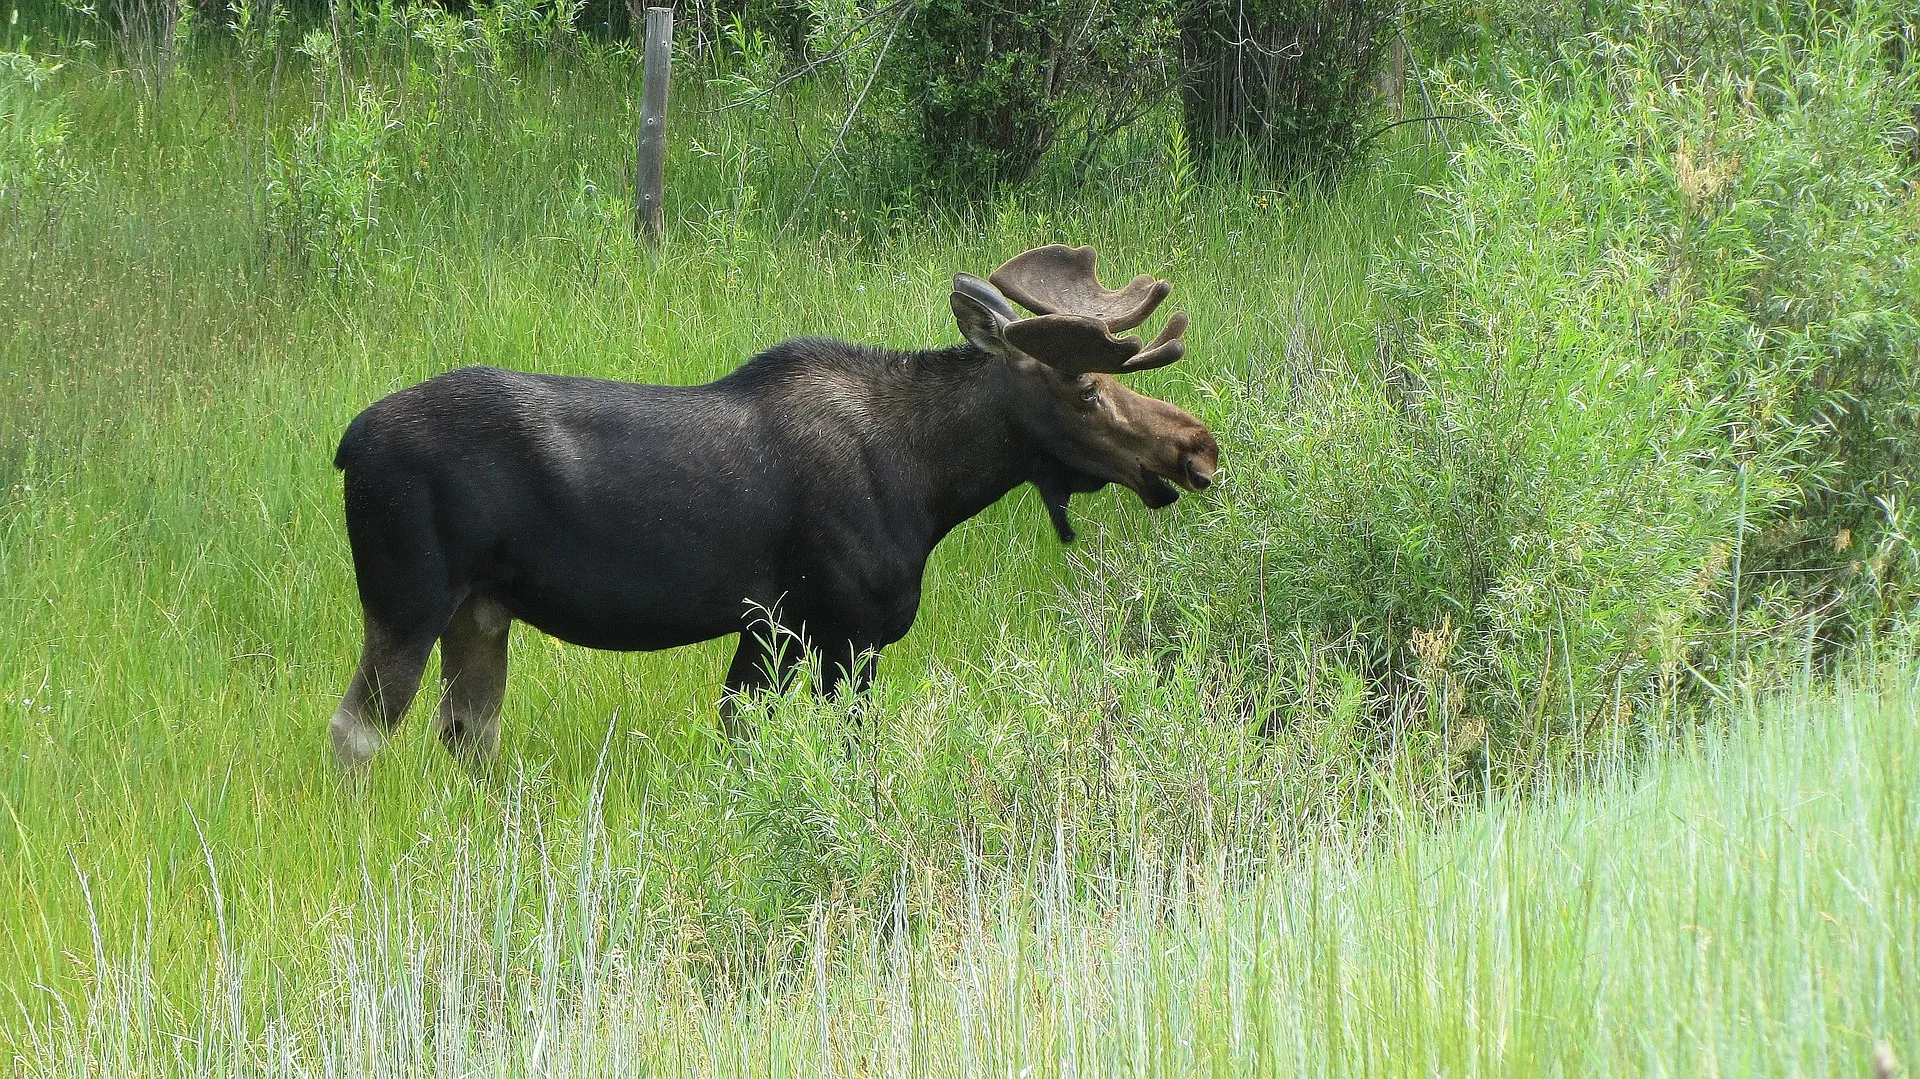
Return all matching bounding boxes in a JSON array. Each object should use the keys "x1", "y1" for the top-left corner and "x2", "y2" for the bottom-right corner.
[
  {"x1": 3, "y1": 0, "x2": 1917, "y2": 1072},
  {"x1": 1, "y1": 25, "x2": 1404, "y2": 1019},
  {"x1": 24, "y1": 647, "x2": 1920, "y2": 1075}
]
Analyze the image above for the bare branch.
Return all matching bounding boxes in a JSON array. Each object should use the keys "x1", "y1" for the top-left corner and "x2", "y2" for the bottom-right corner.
[
  {"x1": 782, "y1": 3, "x2": 908, "y2": 231},
  {"x1": 714, "y1": 0, "x2": 916, "y2": 113}
]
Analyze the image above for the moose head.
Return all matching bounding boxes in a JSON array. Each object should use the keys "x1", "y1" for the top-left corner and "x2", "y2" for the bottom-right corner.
[{"x1": 951, "y1": 244, "x2": 1219, "y2": 541}]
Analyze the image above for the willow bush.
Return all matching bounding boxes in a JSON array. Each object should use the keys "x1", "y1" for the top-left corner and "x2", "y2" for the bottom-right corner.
[
  {"x1": 1100, "y1": 0, "x2": 1920, "y2": 790},
  {"x1": 1176, "y1": 0, "x2": 1398, "y2": 178}
]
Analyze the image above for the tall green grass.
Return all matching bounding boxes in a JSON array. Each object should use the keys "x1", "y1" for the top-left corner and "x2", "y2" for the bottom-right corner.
[
  {"x1": 16, "y1": 658, "x2": 1916, "y2": 1075},
  {"x1": 0, "y1": 31, "x2": 1425, "y2": 1022}
]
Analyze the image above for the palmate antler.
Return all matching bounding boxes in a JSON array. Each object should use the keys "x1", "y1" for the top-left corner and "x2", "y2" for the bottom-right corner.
[
  {"x1": 950, "y1": 245, "x2": 1190, "y2": 376},
  {"x1": 991, "y1": 245, "x2": 1169, "y2": 331}
]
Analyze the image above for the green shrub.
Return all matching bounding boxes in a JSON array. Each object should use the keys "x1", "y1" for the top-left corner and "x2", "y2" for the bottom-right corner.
[
  {"x1": 468, "y1": 0, "x2": 583, "y2": 66},
  {"x1": 1176, "y1": 0, "x2": 1398, "y2": 179},
  {"x1": 676, "y1": 0, "x2": 812, "y2": 68},
  {"x1": 1100, "y1": 0, "x2": 1920, "y2": 787},
  {"x1": 703, "y1": 10, "x2": 787, "y2": 112},
  {"x1": 608, "y1": 620, "x2": 1414, "y2": 957},
  {"x1": 886, "y1": 0, "x2": 1178, "y2": 198},
  {"x1": 1708, "y1": 11, "x2": 1920, "y2": 633},
  {"x1": 266, "y1": 35, "x2": 398, "y2": 280},
  {"x1": 0, "y1": 49, "x2": 83, "y2": 215}
]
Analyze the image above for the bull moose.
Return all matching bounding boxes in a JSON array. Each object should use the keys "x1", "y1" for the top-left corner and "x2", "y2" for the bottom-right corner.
[{"x1": 329, "y1": 245, "x2": 1219, "y2": 766}]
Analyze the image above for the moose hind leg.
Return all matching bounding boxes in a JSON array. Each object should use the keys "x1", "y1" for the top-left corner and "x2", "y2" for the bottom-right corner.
[
  {"x1": 437, "y1": 594, "x2": 511, "y2": 765},
  {"x1": 332, "y1": 464, "x2": 460, "y2": 768},
  {"x1": 331, "y1": 621, "x2": 438, "y2": 768}
]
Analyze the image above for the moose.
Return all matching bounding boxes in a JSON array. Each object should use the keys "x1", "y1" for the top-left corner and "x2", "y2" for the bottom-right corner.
[{"x1": 329, "y1": 245, "x2": 1219, "y2": 766}]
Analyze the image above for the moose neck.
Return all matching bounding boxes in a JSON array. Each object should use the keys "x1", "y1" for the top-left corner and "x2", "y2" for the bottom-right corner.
[{"x1": 877, "y1": 344, "x2": 1040, "y2": 546}]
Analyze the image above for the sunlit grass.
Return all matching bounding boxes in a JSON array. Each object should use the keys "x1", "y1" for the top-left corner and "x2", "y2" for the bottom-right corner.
[
  {"x1": 17, "y1": 655, "x2": 1916, "y2": 1075},
  {"x1": 8, "y1": 11, "x2": 1913, "y2": 1071}
]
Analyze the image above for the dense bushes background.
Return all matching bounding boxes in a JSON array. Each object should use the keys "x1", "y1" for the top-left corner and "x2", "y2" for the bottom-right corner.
[
  {"x1": 1101, "y1": 0, "x2": 1920, "y2": 791},
  {"x1": 1177, "y1": 0, "x2": 1398, "y2": 176},
  {"x1": 885, "y1": 0, "x2": 1178, "y2": 195}
]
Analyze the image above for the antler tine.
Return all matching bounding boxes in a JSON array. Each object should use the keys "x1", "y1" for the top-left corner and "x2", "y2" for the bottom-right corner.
[
  {"x1": 1002, "y1": 308, "x2": 1190, "y2": 377},
  {"x1": 989, "y1": 245, "x2": 1172, "y2": 333},
  {"x1": 1122, "y1": 311, "x2": 1190, "y2": 372}
]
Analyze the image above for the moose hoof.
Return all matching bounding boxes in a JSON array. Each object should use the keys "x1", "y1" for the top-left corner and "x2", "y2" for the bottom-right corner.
[
  {"x1": 438, "y1": 720, "x2": 502, "y2": 771},
  {"x1": 330, "y1": 710, "x2": 385, "y2": 769}
]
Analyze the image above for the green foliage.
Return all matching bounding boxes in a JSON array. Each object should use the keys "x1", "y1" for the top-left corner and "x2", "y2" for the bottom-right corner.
[
  {"x1": 886, "y1": 0, "x2": 1178, "y2": 198},
  {"x1": 266, "y1": 39, "x2": 397, "y2": 280},
  {"x1": 467, "y1": 0, "x2": 583, "y2": 65},
  {"x1": 259, "y1": 0, "x2": 601, "y2": 283},
  {"x1": 676, "y1": 0, "x2": 812, "y2": 67},
  {"x1": 342, "y1": 0, "x2": 584, "y2": 80},
  {"x1": 801, "y1": 0, "x2": 882, "y2": 83},
  {"x1": 1428, "y1": 0, "x2": 1878, "y2": 79},
  {"x1": 1176, "y1": 0, "x2": 1398, "y2": 178},
  {"x1": 0, "y1": 48, "x2": 82, "y2": 213},
  {"x1": 1, "y1": 0, "x2": 1916, "y2": 1066},
  {"x1": 639, "y1": 626, "x2": 1389, "y2": 951},
  {"x1": 0, "y1": 38, "x2": 1425, "y2": 1008},
  {"x1": 703, "y1": 10, "x2": 786, "y2": 111},
  {"x1": 1691, "y1": 10, "x2": 1920, "y2": 627},
  {"x1": 15, "y1": 657, "x2": 1920, "y2": 1074},
  {"x1": 1106, "y1": 0, "x2": 1920, "y2": 789},
  {"x1": 224, "y1": 0, "x2": 288, "y2": 73}
]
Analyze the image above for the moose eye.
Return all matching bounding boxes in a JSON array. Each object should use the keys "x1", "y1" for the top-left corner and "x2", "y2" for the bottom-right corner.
[{"x1": 1077, "y1": 386, "x2": 1101, "y2": 409}]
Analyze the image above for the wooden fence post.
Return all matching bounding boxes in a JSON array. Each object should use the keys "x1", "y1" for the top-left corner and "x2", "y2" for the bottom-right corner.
[
  {"x1": 1379, "y1": 2, "x2": 1407, "y2": 120},
  {"x1": 634, "y1": 5, "x2": 673, "y2": 242}
]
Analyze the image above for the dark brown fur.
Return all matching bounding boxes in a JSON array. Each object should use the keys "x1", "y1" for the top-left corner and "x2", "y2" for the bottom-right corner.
[{"x1": 330, "y1": 278, "x2": 1217, "y2": 766}]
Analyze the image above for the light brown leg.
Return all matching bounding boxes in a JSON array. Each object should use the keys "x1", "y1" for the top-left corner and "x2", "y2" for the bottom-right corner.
[
  {"x1": 331, "y1": 621, "x2": 436, "y2": 768},
  {"x1": 436, "y1": 594, "x2": 511, "y2": 766}
]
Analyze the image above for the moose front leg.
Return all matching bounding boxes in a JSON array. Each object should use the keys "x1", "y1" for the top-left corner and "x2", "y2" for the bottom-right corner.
[
  {"x1": 815, "y1": 636, "x2": 880, "y2": 701},
  {"x1": 719, "y1": 625, "x2": 803, "y2": 740},
  {"x1": 718, "y1": 625, "x2": 880, "y2": 737}
]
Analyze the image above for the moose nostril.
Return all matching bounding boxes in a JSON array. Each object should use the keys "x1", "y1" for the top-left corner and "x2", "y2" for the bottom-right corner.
[{"x1": 1184, "y1": 456, "x2": 1214, "y2": 489}]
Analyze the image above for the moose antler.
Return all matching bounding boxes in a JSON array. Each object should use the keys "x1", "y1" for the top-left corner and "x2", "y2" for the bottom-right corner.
[
  {"x1": 962, "y1": 245, "x2": 1189, "y2": 376},
  {"x1": 991, "y1": 245, "x2": 1170, "y2": 332}
]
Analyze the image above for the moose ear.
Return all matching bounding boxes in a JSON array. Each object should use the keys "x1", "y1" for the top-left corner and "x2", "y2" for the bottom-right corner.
[{"x1": 950, "y1": 273, "x2": 1015, "y2": 357}]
